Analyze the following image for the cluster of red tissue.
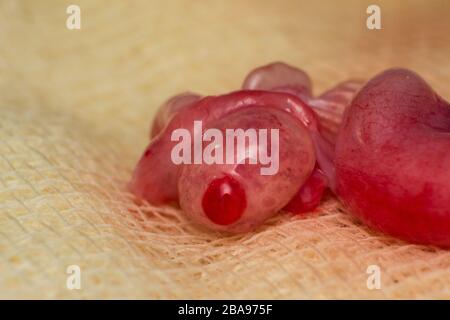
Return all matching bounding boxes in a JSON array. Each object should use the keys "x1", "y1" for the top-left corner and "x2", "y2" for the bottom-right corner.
[{"x1": 130, "y1": 62, "x2": 450, "y2": 247}]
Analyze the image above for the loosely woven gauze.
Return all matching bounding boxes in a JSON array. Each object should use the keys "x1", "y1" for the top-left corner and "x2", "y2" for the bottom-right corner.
[{"x1": 0, "y1": 0, "x2": 449, "y2": 299}]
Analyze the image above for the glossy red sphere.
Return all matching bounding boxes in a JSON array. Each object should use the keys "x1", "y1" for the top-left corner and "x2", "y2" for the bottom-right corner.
[{"x1": 202, "y1": 175, "x2": 247, "y2": 225}]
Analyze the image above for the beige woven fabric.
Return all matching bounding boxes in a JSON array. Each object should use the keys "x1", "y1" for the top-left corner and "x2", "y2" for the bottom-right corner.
[{"x1": 0, "y1": 0, "x2": 449, "y2": 299}]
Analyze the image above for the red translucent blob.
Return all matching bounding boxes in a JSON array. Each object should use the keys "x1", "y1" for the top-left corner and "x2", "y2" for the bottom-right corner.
[
  {"x1": 335, "y1": 68, "x2": 450, "y2": 246},
  {"x1": 202, "y1": 175, "x2": 247, "y2": 226},
  {"x1": 284, "y1": 168, "x2": 328, "y2": 214}
]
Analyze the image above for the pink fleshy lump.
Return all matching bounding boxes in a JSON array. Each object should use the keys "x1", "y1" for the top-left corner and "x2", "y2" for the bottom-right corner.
[{"x1": 335, "y1": 69, "x2": 450, "y2": 247}]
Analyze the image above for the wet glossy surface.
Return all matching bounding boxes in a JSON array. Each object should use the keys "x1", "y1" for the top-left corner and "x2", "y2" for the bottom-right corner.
[{"x1": 336, "y1": 69, "x2": 450, "y2": 246}]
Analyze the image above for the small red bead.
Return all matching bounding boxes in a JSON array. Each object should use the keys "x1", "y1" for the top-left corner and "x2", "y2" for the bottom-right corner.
[
  {"x1": 284, "y1": 168, "x2": 328, "y2": 214},
  {"x1": 202, "y1": 175, "x2": 247, "y2": 225}
]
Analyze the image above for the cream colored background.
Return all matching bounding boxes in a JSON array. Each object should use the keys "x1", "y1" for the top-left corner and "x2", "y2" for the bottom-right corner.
[{"x1": 0, "y1": 0, "x2": 449, "y2": 299}]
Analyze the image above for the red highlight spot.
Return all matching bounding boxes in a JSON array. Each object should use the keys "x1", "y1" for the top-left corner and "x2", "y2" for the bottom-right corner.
[
  {"x1": 284, "y1": 168, "x2": 328, "y2": 214},
  {"x1": 202, "y1": 175, "x2": 247, "y2": 225}
]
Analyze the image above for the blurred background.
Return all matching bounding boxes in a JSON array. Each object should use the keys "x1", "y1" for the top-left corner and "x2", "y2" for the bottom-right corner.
[{"x1": 0, "y1": 0, "x2": 449, "y2": 299}]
